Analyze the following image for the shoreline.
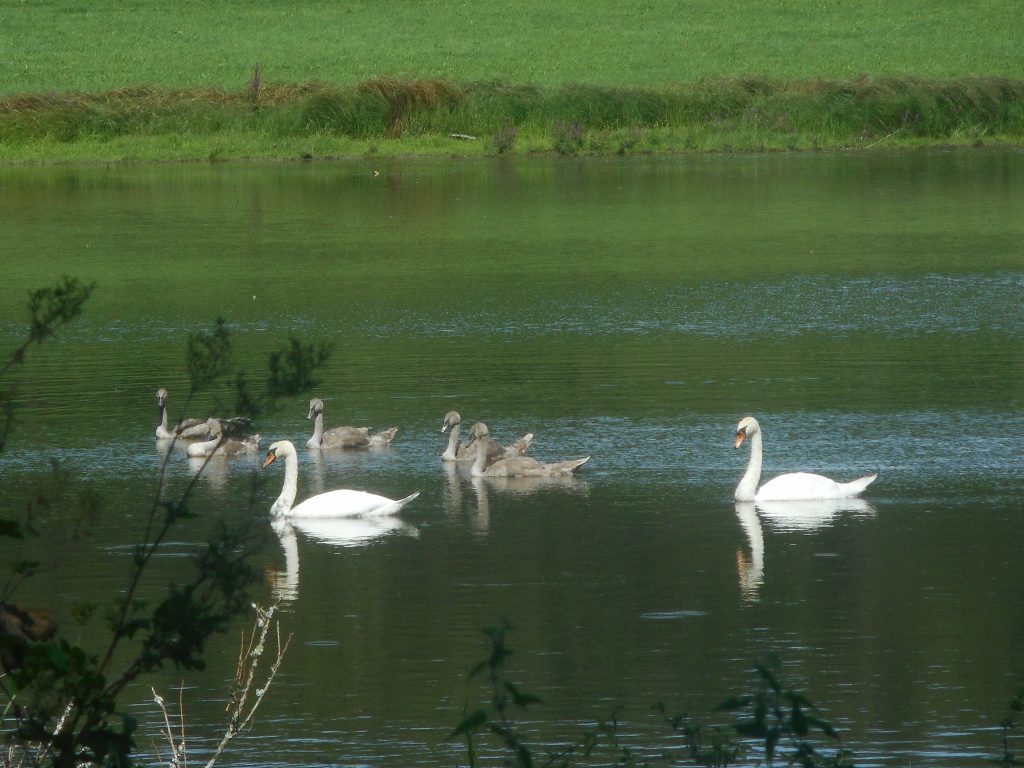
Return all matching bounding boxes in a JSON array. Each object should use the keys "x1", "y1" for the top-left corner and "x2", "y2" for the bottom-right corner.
[{"x1": 3, "y1": 76, "x2": 1022, "y2": 165}]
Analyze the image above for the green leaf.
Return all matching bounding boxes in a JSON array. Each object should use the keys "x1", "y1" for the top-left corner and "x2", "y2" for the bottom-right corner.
[
  {"x1": 735, "y1": 719, "x2": 767, "y2": 738},
  {"x1": 792, "y1": 702, "x2": 809, "y2": 736},
  {"x1": 449, "y1": 709, "x2": 488, "y2": 739},
  {"x1": 805, "y1": 715, "x2": 839, "y2": 739},
  {"x1": 504, "y1": 681, "x2": 543, "y2": 707},
  {"x1": 715, "y1": 695, "x2": 753, "y2": 711},
  {"x1": 186, "y1": 317, "x2": 232, "y2": 392},
  {"x1": 0, "y1": 518, "x2": 24, "y2": 538},
  {"x1": 514, "y1": 742, "x2": 533, "y2": 768},
  {"x1": 766, "y1": 727, "x2": 781, "y2": 761}
]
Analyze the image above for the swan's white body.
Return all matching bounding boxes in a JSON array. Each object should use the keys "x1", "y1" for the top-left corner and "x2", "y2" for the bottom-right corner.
[
  {"x1": 733, "y1": 416, "x2": 877, "y2": 502},
  {"x1": 467, "y1": 423, "x2": 588, "y2": 478},
  {"x1": 441, "y1": 411, "x2": 533, "y2": 463},
  {"x1": 306, "y1": 398, "x2": 397, "y2": 449},
  {"x1": 264, "y1": 439, "x2": 419, "y2": 518}
]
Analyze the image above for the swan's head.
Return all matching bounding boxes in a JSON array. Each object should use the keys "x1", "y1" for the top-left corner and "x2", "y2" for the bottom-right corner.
[
  {"x1": 156, "y1": 388, "x2": 168, "y2": 406},
  {"x1": 263, "y1": 440, "x2": 296, "y2": 468},
  {"x1": 734, "y1": 416, "x2": 761, "y2": 449},
  {"x1": 307, "y1": 398, "x2": 325, "y2": 420},
  {"x1": 441, "y1": 411, "x2": 462, "y2": 433}
]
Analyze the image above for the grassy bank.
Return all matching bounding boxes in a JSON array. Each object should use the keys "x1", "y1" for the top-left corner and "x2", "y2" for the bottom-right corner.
[
  {"x1": 3, "y1": 1, "x2": 1021, "y2": 162},
  {"x1": 2, "y1": 76, "x2": 1022, "y2": 163}
]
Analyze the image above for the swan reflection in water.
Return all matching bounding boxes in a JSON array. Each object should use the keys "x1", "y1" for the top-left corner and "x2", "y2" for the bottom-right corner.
[
  {"x1": 268, "y1": 515, "x2": 417, "y2": 603},
  {"x1": 734, "y1": 497, "x2": 876, "y2": 603},
  {"x1": 466, "y1": 474, "x2": 590, "y2": 537}
]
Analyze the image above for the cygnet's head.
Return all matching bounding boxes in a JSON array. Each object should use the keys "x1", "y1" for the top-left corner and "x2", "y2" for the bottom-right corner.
[
  {"x1": 307, "y1": 398, "x2": 325, "y2": 420},
  {"x1": 441, "y1": 410, "x2": 462, "y2": 433},
  {"x1": 464, "y1": 422, "x2": 490, "y2": 446},
  {"x1": 156, "y1": 388, "x2": 168, "y2": 405},
  {"x1": 734, "y1": 416, "x2": 761, "y2": 449}
]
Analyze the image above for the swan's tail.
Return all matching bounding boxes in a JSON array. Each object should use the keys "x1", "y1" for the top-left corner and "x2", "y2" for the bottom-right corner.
[
  {"x1": 841, "y1": 472, "x2": 878, "y2": 497},
  {"x1": 551, "y1": 456, "x2": 590, "y2": 474},
  {"x1": 509, "y1": 433, "x2": 534, "y2": 456},
  {"x1": 377, "y1": 490, "x2": 420, "y2": 515},
  {"x1": 369, "y1": 427, "x2": 398, "y2": 447}
]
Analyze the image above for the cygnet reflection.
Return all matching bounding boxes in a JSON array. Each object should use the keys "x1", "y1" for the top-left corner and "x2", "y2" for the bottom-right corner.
[
  {"x1": 469, "y1": 477, "x2": 491, "y2": 537},
  {"x1": 304, "y1": 446, "x2": 392, "y2": 497},
  {"x1": 474, "y1": 473, "x2": 590, "y2": 494},
  {"x1": 467, "y1": 473, "x2": 590, "y2": 537},
  {"x1": 187, "y1": 454, "x2": 229, "y2": 492},
  {"x1": 442, "y1": 461, "x2": 465, "y2": 518}
]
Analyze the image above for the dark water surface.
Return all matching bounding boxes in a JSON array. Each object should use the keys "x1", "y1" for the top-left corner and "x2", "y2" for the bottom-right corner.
[{"x1": 1, "y1": 151, "x2": 1022, "y2": 766}]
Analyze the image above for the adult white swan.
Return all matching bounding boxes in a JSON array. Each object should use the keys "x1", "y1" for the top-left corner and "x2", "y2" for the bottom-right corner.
[
  {"x1": 262, "y1": 439, "x2": 419, "y2": 518},
  {"x1": 733, "y1": 416, "x2": 877, "y2": 502}
]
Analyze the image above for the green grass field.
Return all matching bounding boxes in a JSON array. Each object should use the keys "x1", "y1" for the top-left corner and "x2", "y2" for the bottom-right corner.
[
  {"x1": 1, "y1": 0, "x2": 1021, "y2": 161},
  {"x1": 3, "y1": 0, "x2": 1022, "y2": 92}
]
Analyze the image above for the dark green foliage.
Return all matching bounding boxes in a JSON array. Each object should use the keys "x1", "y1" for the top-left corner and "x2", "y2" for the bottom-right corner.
[
  {"x1": 266, "y1": 336, "x2": 333, "y2": 402},
  {"x1": 713, "y1": 657, "x2": 851, "y2": 767},
  {"x1": 186, "y1": 316, "x2": 232, "y2": 392},
  {"x1": 997, "y1": 689, "x2": 1024, "y2": 765},
  {"x1": 452, "y1": 625, "x2": 856, "y2": 768},
  {"x1": 1, "y1": 276, "x2": 94, "y2": 454},
  {"x1": 0, "y1": 279, "x2": 329, "y2": 765}
]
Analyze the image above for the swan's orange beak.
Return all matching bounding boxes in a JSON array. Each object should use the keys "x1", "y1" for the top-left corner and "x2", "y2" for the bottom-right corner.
[
  {"x1": 734, "y1": 430, "x2": 747, "y2": 449},
  {"x1": 262, "y1": 452, "x2": 277, "y2": 469}
]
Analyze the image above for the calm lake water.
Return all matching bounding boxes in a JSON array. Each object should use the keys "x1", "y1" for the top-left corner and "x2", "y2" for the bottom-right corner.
[{"x1": 1, "y1": 151, "x2": 1022, "y2": 767}]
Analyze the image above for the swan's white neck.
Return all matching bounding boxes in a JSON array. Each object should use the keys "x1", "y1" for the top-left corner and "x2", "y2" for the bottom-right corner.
[
  {"x1": 271, "y1": 450, "x2": 299, "y2": 516},
  {"x1": 442, "y1": 422, "x2": 461, "y2": 460},
  {"x1": 735, "y1": 430, "x2": 763, "y2": 502}
]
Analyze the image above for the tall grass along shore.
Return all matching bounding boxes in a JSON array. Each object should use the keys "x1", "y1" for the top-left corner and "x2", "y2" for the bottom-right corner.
[
  {"x1": 2, "y1": 75, "x2": 1022, "y2": 163},
  {"x1": 2, "y1": 0, "x2": 1022, "y2": 162}
]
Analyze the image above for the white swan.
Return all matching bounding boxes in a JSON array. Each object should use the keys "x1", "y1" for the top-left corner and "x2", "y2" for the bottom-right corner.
[
  {"x1": 440, "y1": 410, "x2": 533, "y2": 463},
  {"x1": 306, "y1": 398, "x2": 397, "y2": 449},
  {"x1": 155, "y1": 388, "x2": 207, "y2": 439},
  {"x1": 733, "y1": 416, "x2": 877, "y2": 502},
  {"x1": 466, "y1": 422, "x2": 589, "y2": 478},
  {"x1": 262, "y1": 439, "x2": 419, "y2": 518}
]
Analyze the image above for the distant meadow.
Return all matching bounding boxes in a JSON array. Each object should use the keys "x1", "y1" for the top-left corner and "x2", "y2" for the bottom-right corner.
[{"x1": 1, "y1": 1, "x2": 1021, "y2": 160}]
